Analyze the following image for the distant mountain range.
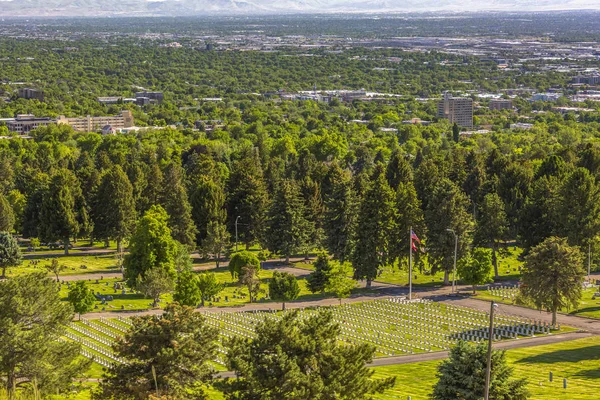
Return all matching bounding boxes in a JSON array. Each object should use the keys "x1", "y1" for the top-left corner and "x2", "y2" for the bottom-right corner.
[{"x1": 1, "y1": 0, "x2": 599, "y2": 17}]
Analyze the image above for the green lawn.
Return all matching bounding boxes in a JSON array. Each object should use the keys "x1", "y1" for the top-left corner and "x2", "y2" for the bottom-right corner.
[
  {"x1": 60, "y1": 266, "x2": 367, "y2": 314},
  {"x1": 77, "y1": 335, "x2": 600, "y2": 400},
  {"x1": 478, "y1": 286, "x2": 600, "y2": 320},
  {"x1": 10, "y1": 253, "x2": 120, "y2": 278},
  {"x1": 371, "y1": 335, "x2": 600, "y2": 400},
  {"x1": 295, "y1": 246, "x2": 525, "y2": 289}
]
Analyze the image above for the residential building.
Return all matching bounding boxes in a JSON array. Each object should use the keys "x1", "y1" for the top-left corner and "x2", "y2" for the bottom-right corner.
[
  {"x1": 531, "y1": 93, "x2": 562, "y2": 102},
  {"x1": 489, "y1": 99, "x2": 513, "y2": 111},
  {"x1": 17, "y1": 88, "x2": 44, "y2": 102},
  {"x1": 7, "y1": 114, "x2": 53, "y2": 134},
  {"x1": 572, "y1": 75, "x2": 600, "y2": 85},
  {"x1": 56, "y1": 110, "x2": 134, "y2": 132},
  {"x1": 437, "y1": 92, "x2": 473, "y2": 128},
  {"x1": 97, "y1": 97, "x2": 136, "y2": 105}
]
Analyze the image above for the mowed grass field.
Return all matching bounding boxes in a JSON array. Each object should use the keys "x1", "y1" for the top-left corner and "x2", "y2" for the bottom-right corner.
[
  {"x1": 477, "y1": 286, "x2": 600, "y2": 320},
  {"x1": 371, "y1": 336, "x2": 600, "y2": 400},
  {"x1": 57, "y1": 265, "x2": 364, "y2": 313}
]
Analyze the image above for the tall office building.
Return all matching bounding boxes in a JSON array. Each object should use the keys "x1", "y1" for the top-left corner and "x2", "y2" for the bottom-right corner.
[{"x1": 437, "y1": 92, "x2": 473, "y2": 128}]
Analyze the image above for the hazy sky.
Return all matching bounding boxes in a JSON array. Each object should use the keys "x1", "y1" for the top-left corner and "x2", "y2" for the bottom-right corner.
[{"x1": 1, "y1": 0, "x2": 600, "y2": 15}]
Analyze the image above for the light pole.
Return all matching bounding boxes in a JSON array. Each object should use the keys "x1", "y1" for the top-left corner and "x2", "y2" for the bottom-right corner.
[
  {"x1": 446, "y1": 228, "x2": 458, "y2": 293},
  {"x1": 484, "y1": 301, "x2": 498, "y2": 400},
  {"x1": 588, "y1": 242, "x2": 592, "y2": 281},
  {"x1": 235, "y1": 216, "x2": 241, "y2": 253}
]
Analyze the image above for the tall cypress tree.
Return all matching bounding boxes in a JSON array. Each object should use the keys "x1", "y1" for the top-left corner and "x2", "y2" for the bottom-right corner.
[
  {"x1": 91, "y1": 165, "x2": 136, "y2": 252},
  {"x1": 190, "y1": 176, "x2": 226, "y2": 247},
  {"x1": 226, "y1": 149, "x2": 269, "y2": 247},
  {"x1": 39, "y1": 170, "x2": 81, "y2": 255},
  {"x1": 161, "y1": 163, "x2": 197, "y2": 248},
  {"x1": 474, "y1": 192, "x2": 508, "y2": 278},
  {"x1": 300, "y1": 177, "x2": 323, "y2": 256},
  {"x1": 0, "y1": 193, "x2": 15, "y2": 233},
  {"x1": 323, "y1": 164, "x2": 358, "y2": 262},
  {"x1": 352, "y1": 165, "x2": 397, "y2": 288},
  {"x1": 557, "y1": 167, "x2": 600, "y2": 248},
  {"x1": 386, "y1": 148, "x2": 412, "y2": 191},
  {"x1": 390, "y1": 181, "x2": 426, "y2": 265},
  {"x1": 425, "y1": 178, "x2": 473, "y2": 285},
  {"x1": 266, "y1": 179, "x2": 310, "y2": 264}
]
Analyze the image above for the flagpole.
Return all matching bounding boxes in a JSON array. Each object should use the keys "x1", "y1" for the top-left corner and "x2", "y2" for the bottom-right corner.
[{"x1": 409, "y1": 226, "x2": 412, "y2": 301}]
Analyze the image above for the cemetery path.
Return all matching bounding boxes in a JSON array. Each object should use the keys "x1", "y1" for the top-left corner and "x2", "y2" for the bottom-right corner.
[
  {"x1": 437, "y1": 297, "x2": 600, "y2": 334},
  {"x1": 212, "y1": 331, "x2": 593, "y2": 378}
]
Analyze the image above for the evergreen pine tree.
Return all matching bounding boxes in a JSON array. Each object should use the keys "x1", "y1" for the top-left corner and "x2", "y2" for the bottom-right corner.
[
  {"x1": 226, "y1": 149, "x2": 269, "y2": 247},
  {"x1": 39, "y1": 170, "x2": 81, "y2": 255},
  {"x1": 307, "y1": 251, "x2": 332, "y2": 293},
  {"x1": 91, "y1": 165, "x2": 136, "y2": 253},
  {"x1": 161, "y1": 162, "x2": 198, "y2": 248},
  {"x1": 323, "y1": 164, "x2": 358, "y2": 262},
  {"x1": 352, "y1": 165, "x2": 397, "y2": 288},
  {"x1": 425, "y1": 178, "x2": 473, "y2": 285},
  {"x1": 266, "y1": 179, "x2": 310, "y2": 264}
]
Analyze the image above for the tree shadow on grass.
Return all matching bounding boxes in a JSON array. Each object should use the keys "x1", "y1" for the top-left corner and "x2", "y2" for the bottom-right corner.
[
  {"x1": 573, "y1": 368, "x2": 600, "y2": 379},
  {"x1": 515, "y1": 345, "x2": 600, "y2": 364},
  {"x1": 570, "y1": 306, "x2": 600, "y2": 315}
]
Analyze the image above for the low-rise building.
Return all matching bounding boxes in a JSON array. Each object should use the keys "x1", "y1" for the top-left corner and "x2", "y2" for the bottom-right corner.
[
  {"x1": 7, "y1": 114, "x2": 53, "y2": 134},
  {"x1": 18, "y1": 88, "x2": 44, "y2": 102},
  {"x1": 531, "y1": 93, "x2": 563, "y2": 102},
  {"x1": 135, "y1": 91, "x2": 164, "y2": 105},
  {"x1": 56, "y1": 110, "x2": 134, "y2": 132},
  {"x1": 489, "y1": 99, "x2": 513, "y2": 111},
  {"x1": 97, "y1": 97, "x2": 136, "y2": 105}
]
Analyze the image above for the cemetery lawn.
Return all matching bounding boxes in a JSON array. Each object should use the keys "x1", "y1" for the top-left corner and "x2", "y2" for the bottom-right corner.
[
  {"x1": 60, "y1": 266, "x2": 367, "y2": 313},
  {"x1": 477, "y1": 286, "x2": 600, "y2": 320},
  {"x1": 9, "y1": 253, "x2": 119, "y2": 277},
  {"x1": 370, "y1": 335, "x2": 600, "y2": 400}
]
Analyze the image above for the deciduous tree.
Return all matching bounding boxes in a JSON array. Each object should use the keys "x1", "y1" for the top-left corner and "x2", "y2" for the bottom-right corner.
[
  {"x1": 268, "y1": 271, "x2": 300, "y2": 310},
  {"x1": 68, "y1": 280, "x2": 97, "y2": 320},
  {"x1": 458, "y1": 247, "x2": 493, "y2": 294},
  {"x1": 136, "y1": 267, "x2": 175, "y2": 308},
  {"x1": 124, "y1": 205, "x2": 177, "y2": 288},
  {"x1": 326, "y1": 261, "x2": 357, "y2": 305},
  {"x1": 173, "y1": 269, "x2": 201, "y2": 307},
  {"x1": 196, "y1": 272, "x2": 224, "y2": 307}
]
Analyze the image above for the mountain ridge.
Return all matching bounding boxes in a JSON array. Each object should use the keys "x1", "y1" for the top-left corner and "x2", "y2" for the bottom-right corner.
[{"x1": 1, "y1": 0, "x2": 599, "y2": 17}]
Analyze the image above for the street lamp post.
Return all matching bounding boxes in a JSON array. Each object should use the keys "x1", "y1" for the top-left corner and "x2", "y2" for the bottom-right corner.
[
  {"x1": 446, "y1": 228, "x2": 458, "y2": 293},
  {"x1": 235, "y1": 216, "x2": 241, "y2": 253},
  {"x1": 484, "y1": 301, "x2": 497, "y2": 400}
]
